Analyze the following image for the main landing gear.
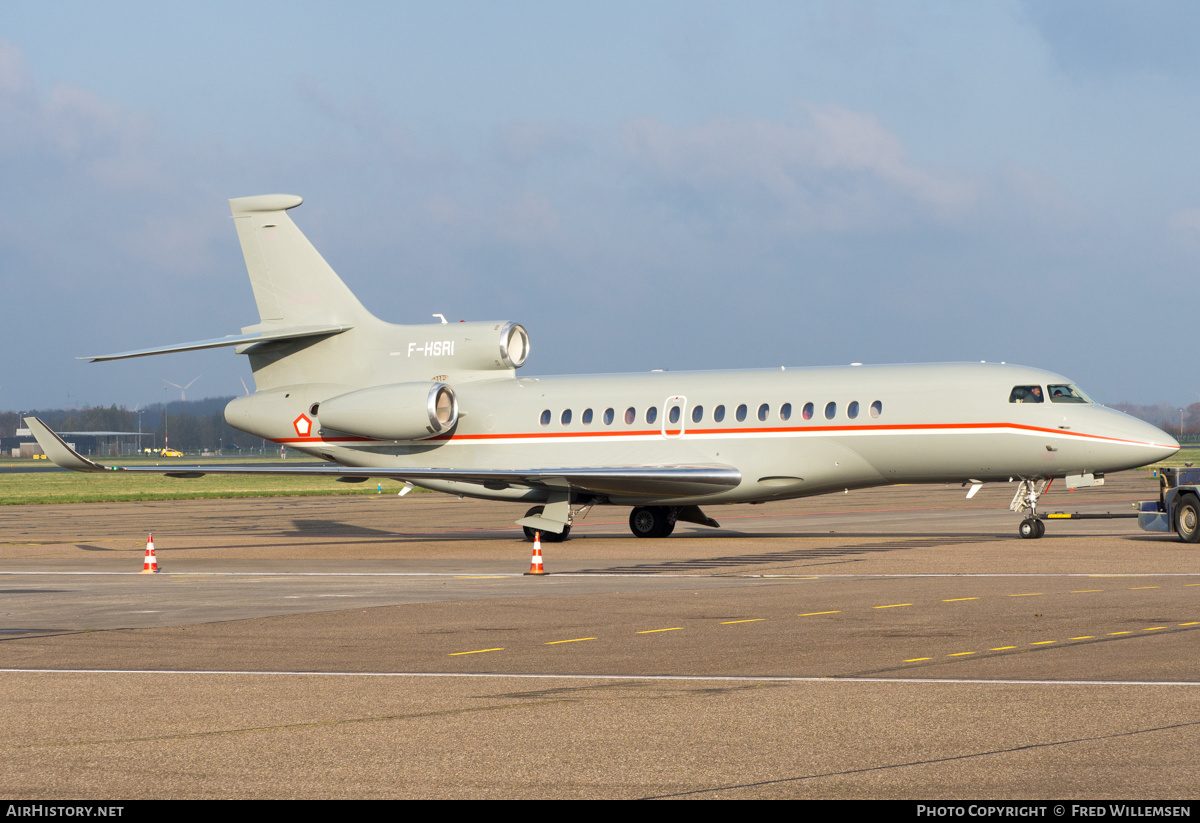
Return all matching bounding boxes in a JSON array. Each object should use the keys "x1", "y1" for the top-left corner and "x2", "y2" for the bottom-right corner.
[
  {"x1": 629, "y1": 506, "x2": 676, "y2": 538},
  {"x1": 1011, "y1": 478, "x2": 1051, "y2": 539},
  {"x1": 521, "y1": 506, "x2": 570, "y2": 542},
  {"x1": 627, "y1": 505, "x2": 720, "y2": 538}
]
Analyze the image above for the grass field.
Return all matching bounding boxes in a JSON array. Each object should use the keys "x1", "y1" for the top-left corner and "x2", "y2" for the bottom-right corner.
[{"x1": 0, "y1": 460, "x2": 406, "y2": 505}]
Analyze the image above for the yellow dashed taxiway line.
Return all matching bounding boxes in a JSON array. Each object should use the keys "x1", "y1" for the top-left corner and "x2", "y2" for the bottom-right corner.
[
  {"x1": 721, "y1": 619, "x2": 765, "y2": 624},
  {"x1": 903, "y1": 620, "x2": 1199, "y2": 664},
  {"x1": 448, "y1": 648, "x2": 504, "y2": 656},
  {"x1": 636, "y1": 627, "x2": 683, "y2": 634}
]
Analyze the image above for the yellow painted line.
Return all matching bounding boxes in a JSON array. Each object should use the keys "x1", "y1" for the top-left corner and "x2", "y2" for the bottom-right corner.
[
  {"x1": 874, "y1": 603, "x2": 912, "y2": 609},
  {"x1": 943, "y1": 597, "x2": 979, "y2": 602},
  {"x1": 1070, "y1": 589, "x2": 1103, "y2": 593},
  {"x1": 990, "y1": 646, "x2": 1017, "y2": 651},
  {"x1": 1129, "y1": 586, "x2": 1160, "y2": 590},
  {"x1": 904, "y1": 658, "x2": 932, "y2": 662},
  {"x1": 636, "y1": 628, "x2": 682, "y2": 634},
  {"x1": 1186, "y1": 584, "x2": 1200, "y2": 587},
  {"x1": 545, "y1": 637, "x2": 596, "y2": 645},
  {"x1": 798, "y1": 611, "x2": 841, "y2": 617},
  {"x1": 1008, "y1": 593, "x2": 1042, "y2": 597},
  {"x1": 1107, "y1": 631, "x2": 1132, "y2": 636},
  {"x1": 1031, "y1": 641, "x2": 1056, "y2": 645},
  {"x1": 1070, "y1": 636, "x2": 1095, "y2": 640},
  {"x1": 448, "y1": 648, "x2": 504, "y2": 656},
  {"x1": 1143, "y1": 627, "x2": 1167, "y2": 631},
  {"x1": 721, "y1": 619, "x2": 765, "y2": 624},
  {"x1": 949, "y1": 652, "x2": 975, "y2": 657},
  {"x1": 1179, "y1": 622, "x2": 1200, "y2": 626}
]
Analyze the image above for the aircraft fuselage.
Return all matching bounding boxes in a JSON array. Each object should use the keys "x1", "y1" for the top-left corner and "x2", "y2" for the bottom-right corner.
[{"x1": 234, "y1": 361, "x2": 1177, "y2": 507}]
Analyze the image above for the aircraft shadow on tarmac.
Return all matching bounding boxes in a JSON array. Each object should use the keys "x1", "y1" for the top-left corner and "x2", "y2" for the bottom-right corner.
[{"x1": 578, "y1": 535, "x2": 1006, "y2": 574}]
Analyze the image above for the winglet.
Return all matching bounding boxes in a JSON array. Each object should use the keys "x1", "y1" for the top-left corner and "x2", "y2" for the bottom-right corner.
[{"x1": 23, "y1": 418, "x2": 111, "y2": 473}]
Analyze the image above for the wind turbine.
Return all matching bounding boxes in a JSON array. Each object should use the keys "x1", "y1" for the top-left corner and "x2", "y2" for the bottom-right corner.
[{"x1": 163, "y1": 376, "x2": 200, "y2": 402}]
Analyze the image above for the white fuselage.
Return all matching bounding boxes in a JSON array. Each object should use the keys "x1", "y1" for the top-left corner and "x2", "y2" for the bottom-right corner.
[{"x1": 257, "y1": 362, "x2": 1178, "y2": 506}]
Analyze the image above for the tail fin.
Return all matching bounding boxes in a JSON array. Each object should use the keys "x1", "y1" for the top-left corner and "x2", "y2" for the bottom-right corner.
[{"x1": 229, "y1": 195, "x2": 370, "y2": 327}]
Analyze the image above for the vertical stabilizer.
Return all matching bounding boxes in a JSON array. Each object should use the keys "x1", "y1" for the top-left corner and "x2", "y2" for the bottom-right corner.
[{"x1": 229, "y1": 194, "x2": 370, "y2": 327}]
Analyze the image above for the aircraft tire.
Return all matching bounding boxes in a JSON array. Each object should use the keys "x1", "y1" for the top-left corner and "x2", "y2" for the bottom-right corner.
[
  {"x1": 1018, "y1": 518, "x2": 1040, "y2": 539},
  {"x1": 1033, "y1": 518, "x2": 1045, "y2": 538},
  {"x1": 629, "y1": 506, "x2": 675, "y2": 538},
  {"x1": 522, "y1": 506, "x2": 570, "y2": 542},
  {"x1": 1174, "y1": 495, "x2": 1200, "y2": 543}
]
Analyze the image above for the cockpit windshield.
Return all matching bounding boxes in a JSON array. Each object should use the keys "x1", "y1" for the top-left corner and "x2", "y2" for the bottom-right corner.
[
  {"x1": 1009, "y1": 385, "x2": 1044, "y2": 403},
  {"x1": 1048, "y1": 384, "x2": 1091, "y2": 404}
]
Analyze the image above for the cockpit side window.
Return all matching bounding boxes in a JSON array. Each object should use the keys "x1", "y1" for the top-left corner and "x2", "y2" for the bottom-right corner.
[
  {"x1": 1009, "y1": 385, "x2": 1044, "y2": 403},
  {"x1": 1048, "y1": 384, "x2": 1089, "y2": 404}
]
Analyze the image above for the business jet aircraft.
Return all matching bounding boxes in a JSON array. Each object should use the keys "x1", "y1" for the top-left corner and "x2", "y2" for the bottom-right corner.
[{"x1": 26, "y1": 194, "x2": 1179, "y2": 542}]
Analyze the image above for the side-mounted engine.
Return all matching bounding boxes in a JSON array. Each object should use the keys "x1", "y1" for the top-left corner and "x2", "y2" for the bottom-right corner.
[{"x1": 317, "y1": 382, "x2": 458, "y2": 440}]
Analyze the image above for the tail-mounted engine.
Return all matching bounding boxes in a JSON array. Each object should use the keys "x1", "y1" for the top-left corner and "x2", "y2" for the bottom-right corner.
[
  {"x1": 403, "y1": 321, "x2": 529, "y2": 372},
  {"x1": 317, "y1": 382, "x2": 459, "y2": 440}
]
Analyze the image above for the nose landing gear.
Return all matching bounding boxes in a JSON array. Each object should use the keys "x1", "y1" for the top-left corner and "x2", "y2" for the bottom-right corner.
[{"x1": 1011, "y1": 478, "x2": 1051, "y2": 539}]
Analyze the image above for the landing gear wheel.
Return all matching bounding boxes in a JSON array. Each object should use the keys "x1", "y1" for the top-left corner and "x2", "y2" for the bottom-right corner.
[
  {"x1": 522, "y1": 506, "x2": 569, "y2": 542},
  {"x1": 1018, "y1": 518, "x2": 1043, "y2": 539},
  {"x1": 629, "y1": 506, "x2": 676, "y2": 538},
  {"x1": 1033, "y1": 518, "x2": 1045, "y2": 538},
  {"x1": 1175, "y1": 495, "x2": 1200, "y2": 543}
]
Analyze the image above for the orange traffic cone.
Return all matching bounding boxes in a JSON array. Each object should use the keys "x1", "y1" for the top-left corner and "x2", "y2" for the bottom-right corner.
[
  {"x1": 140, "y1": 533, "x2": 160, "y2": 574},
  {"x1": 525, "y1": 531, "x2": 546, "y2": 576}
]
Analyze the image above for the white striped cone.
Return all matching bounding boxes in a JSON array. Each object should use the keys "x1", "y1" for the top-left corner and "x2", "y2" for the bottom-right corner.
[
  {"x1": 525, "y1": 532, "x2": 546, "y2": 575},
  {"x1": 140, "y1": 534, "x2": 160, "y2": 573}
]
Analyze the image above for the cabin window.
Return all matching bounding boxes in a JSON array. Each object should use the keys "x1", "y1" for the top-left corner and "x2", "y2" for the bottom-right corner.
[
  {"x1": 561, "y1": 409, "x2": 572, "y2": 425},
  {"x1": 646, "y1": 406, "x2": 658, "y2": 424},
  {"x1": 757, "y1": 403, "x2": 769, "y2": 422},
  {"x1": 582, "y1": 408, "x2": 594, "y2": 425},
  {"x1": 692, "y1": 405, "x2": 704, "y2": 423},
  {"x1": 1048, "y1": 384, "x2": 1089, "y2": 404},
  {"x1": 825, "y1": 401, "x2": 837, "y2": 420},
  {"x1": 624, "y1": 407, "x2": 636, "y2": 425},
  {"x1": 714, "y1": 405, "x2": 726, "y2": 422},
  {"x1": 736, "y1": 404, "x2": 748, "y2": 422},
  {"x1": 540, "y1": 409, "x2": 551, "y2": 426},
  {"x1": 847, "y1": 401, "x2": 859, "y2": 419},
  {"x1": 802, "y1": 402, "x2": 814, "y2": 420},
  {"x1": 668, "y1": 406, "x2": 681, "y2": 424},
  {"x1": 780, "y1": 402, "x2": 792, "y2": 421},
  {"x1": 870, "y1": 400, "x2": 882, "y2": 418},
  {"x1": 1009, "y1": 385, "x2": 1044, "y2": 403},
  {"x1": 604, "y1": 408, "x2": 615, "y2": 425}
]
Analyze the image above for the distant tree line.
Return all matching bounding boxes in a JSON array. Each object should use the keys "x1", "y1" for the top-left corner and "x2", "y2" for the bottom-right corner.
[{"x1": 1, "y1": 397, "x2": 269, "y2": 452}]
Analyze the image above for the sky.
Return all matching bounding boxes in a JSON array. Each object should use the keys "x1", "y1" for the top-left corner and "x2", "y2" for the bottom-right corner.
[{"x1": 2, "y1": 1, "x2": 1199, "y2": 411}]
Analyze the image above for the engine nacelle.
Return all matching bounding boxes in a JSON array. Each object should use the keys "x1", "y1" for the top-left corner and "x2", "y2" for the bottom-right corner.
[
  {"x1": 402, "y1": 321, "x2": 530, "y2": 372},
  {"x1": 317, "y1": 382, "x2": 459, "y2": 441}
]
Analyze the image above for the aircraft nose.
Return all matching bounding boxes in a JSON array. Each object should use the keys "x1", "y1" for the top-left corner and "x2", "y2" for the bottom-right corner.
[{"x1": 1132, "y1": 420, "x2": 1179, "y2": 464}]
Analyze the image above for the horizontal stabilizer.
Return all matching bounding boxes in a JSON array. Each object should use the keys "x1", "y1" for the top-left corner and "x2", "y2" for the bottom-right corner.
[
  {"x1": 26, "y1": 419, "x2": 741, "y2": 499},
  {"x1": 80, "y1": 324, "x2": 353, "y2": 362}
]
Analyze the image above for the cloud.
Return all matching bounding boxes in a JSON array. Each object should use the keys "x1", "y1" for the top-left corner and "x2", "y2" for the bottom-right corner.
[
  {"x1": 0, "y1": 40, "x2": 161, "y2": 189},
  {"x1": 621, "y1": 104, "x2": 974, "y2": 232}
]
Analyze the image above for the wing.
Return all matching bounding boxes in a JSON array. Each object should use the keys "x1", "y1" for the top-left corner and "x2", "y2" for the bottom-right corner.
[{"x1": 23, "y1": 417, "x2": 741, "y2": 499}]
